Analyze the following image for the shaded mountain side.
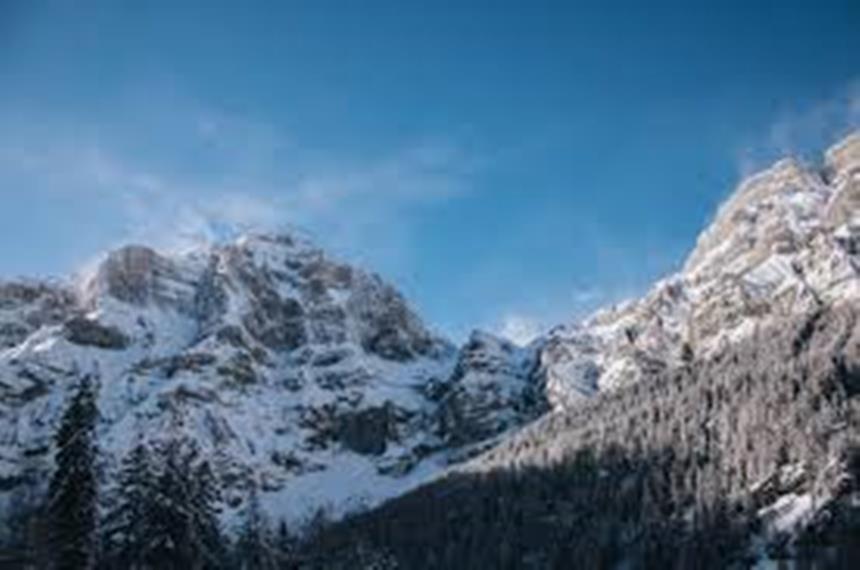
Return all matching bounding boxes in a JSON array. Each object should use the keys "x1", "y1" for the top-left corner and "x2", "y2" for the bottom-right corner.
[
  {"x1": 437, "y1": 331, "x2": 544, "y2": 448},
  {"x1": 299, "y1": 302, "x2": 860, "y2": 568},
  {"x1": 0, "y1": 281, "x2": 76, "y2": 350}
]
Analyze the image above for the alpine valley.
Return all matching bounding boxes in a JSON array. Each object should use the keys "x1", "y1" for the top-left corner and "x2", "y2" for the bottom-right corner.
[{"x1": 1, "y1": 132, "x2": 859, "y2": 568}]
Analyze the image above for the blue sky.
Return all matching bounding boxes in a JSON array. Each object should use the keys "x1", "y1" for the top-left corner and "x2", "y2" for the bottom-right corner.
[{"x1": 1, "y1": 0, "x2": 858, "y2": 341}]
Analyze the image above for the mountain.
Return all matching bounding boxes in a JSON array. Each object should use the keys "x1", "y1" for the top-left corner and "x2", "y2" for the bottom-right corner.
[
  {"x1": 297, "y1": 131, "x2": 860, "y2": 567},
  {"x1": 537, "y1": 132, "x2": 860, "y2": 410},
  {"x1": 0, "y1": 231, "x2": 536, "y2": 533},
  {"x1": 0, "y1": 131, "x2": 858, "y2": 567}
]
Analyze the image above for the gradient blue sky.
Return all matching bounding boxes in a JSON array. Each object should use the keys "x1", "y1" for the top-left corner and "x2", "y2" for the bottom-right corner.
[{"x1": 1, "y1": 0, "x2": 858, "y2": 341}]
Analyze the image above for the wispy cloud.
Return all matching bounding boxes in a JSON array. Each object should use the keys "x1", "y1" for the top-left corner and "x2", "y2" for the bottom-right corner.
[
  {"x1": 496, "y1": 314, "x2": 543, "y2": 346},
  {"x1": 0, "y1": 99, "x2": 477, "y2": 272},
  {"x1": 735, "y1": 80, "x2": 860, "y2": 176},
  {"x1": 492, "y1": 285, "x2": 613, "y2": 345}
]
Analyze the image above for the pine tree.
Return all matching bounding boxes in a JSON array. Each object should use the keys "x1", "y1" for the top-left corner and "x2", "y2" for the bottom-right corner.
[
  {"x1": 46, "y1": 373, "x2": 99, "y2": 570},
  {"x1": 235, "y1": 482, "x2": 277, "y2": 570},
  {"x1": 141, "y1": 437, "x2": 225, "y2": 570},
  {"x1": 190, "y1": 459, "x2": 226, "y2": 568},
  {"x1": 275, "y1": 519, "x2": 296, "y2": 567},
  {"x1": 102, "y1": 440, "x2": 155, "y2": 569}
]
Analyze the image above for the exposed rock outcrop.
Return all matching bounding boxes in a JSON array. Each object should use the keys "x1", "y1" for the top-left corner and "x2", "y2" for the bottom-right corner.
[
  {"x1": 64, "y1": 316, "x2": 130, "y2": 349},
  {"x1": 439, "y1": 331, "x2": 542, "y2": 446},
  {"x1": 536, "y1": 130, "x2": 860, "y2": 410},
  {"x1": 0, "y1": 281, "x2": 76, "y2": 349}
]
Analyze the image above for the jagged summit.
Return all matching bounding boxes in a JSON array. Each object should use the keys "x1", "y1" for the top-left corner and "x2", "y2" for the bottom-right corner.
[
  {"x1": 0, "y1": 229, "x2": 469, "y2": 527},
  {"x1": 537, "y1": 130, "x2": 860, "y2": 408},
  {"x1": 824, "y1": 130, "x2": 860, "y2": 179}
]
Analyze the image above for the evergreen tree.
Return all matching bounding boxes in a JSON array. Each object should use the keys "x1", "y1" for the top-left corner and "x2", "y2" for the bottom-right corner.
[
  {"x1": 235, "y1": 482, "x2": 277, "y2": 570},
  {"x1": 46, "y1": 373, "x2": 99, "y2": 570},
  {"x1": 141, "y1": 437, "x2": 225, "y2": 570},
  {"x1": 102, "y1": 440, "x2": 155, "y2": 569},
  {"x1": 190, "y1": 459, "x2": 226, "y2": 568},
  {"x1": 275, "y1": 519, "x2": 296, "y2": 567}
]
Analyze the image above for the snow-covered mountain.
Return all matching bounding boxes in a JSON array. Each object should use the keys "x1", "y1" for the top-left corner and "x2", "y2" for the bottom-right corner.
[
  {"x1": 297, "y1": 131, "x2": 860, "y2": 568},
  {"x1": 536, "y1": 131, "x2": 860, "y2": 410},
  {"x1": 0, "y1": 130, "x2": 858, "y2": 554},
  {"x1": 0, "y1": 232, "x2": 533, "y2": 529}
]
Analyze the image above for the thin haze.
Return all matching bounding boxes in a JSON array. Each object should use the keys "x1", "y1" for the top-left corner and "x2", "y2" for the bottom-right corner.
[{"x1": 0, "y1": 0, "x2": 858, "y2": 342}]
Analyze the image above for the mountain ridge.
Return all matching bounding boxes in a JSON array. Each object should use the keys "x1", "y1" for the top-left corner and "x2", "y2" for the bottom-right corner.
[
  {"x1": 0, "y1": 131, "x2": 858, "y2": 564},
  {"x1": 295, "y1": 131, "x2": 860, "y2": 568}
]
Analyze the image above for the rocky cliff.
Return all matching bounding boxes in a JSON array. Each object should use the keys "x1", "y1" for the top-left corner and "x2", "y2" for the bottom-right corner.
[
  {"x1": 536, "y1": 131, "x2": 860, "y2": 410},
  {"x1": 0, "y1": 231, "x2": 535, "y2": 528}
]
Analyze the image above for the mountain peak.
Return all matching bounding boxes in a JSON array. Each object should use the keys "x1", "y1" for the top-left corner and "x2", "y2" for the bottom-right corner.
[
  {"x1": 233, "y1": 229, "x2": 322, "y2": 259},
  {"x1": 535, "y1": 133, "x2": 860, "y2": 410},
  {"x1": 84, "y1": 244, "x2": 197, "y2": 309},
  {"x1": 683, "y1": 155, "x2": 828, "y2": 278},
  {"x1": 0, "y1": 224, "x2": 467, "y2": 525},
  {"x1": 825, "y1": 129, "x2": 860, "y2": 180}
]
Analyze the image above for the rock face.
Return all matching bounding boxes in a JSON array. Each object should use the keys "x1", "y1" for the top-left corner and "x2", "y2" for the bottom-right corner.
[
  {"x1": 338, "y1": 406, "x2": 394, "y2": 456},
  {"x1": 0, "y1": 282, "x2": 75, "y2": 349},
  {"x1": 536, "y1": 131, "x2": 860, "y2": 410},
  {"x1": 64, "y1": 317, "x2": 130, "y2": 349},
  {"x1": 0, "y1": 231, "x2": 472, "y2": 527},
  {"x1": 438, "y1": 331, "x2": 542, "y2": 447},
  {"x1": 91, "y1": 245, "x2": 193, "y2": 308}
]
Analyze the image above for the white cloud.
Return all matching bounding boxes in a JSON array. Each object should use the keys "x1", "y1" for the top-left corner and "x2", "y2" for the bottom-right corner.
[
  {"x1": 492, "y1": 285, "x2": 610, "y2": 346},
  {"x1": 736, "y1": 80, "x2": 860, "y2": 176},
  {"x1": 496, "y1": 314, "x2": 543, "y2": 346},
  {"x1": 571, "y1": 287, "x2": 601, "y2": 306},
  {"x1": 0, "y1": 104, "x2": 476, "y2": 271},
  {"x1": 290, "y1": 141, "x2": 469, "y2": 214},
  {"x1": 767, "y1": 81, "x2": 860, "y2": 153}
]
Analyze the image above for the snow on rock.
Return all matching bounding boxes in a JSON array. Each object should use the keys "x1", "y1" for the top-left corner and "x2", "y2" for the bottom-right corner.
[
  {"x1": 536, "y1": 130, "x2": 860, "y2": 410},
  {"x1": 760, "y1": 493, "x2": 815, "y2": 535},
  {"x1": 0, "y1": 230, "x2": 488, "y2": 527},
  {"x1": 0, "y1": 281, "x2": 75, "y2": 350},
  {"x1": 437, "y1": 330, "x2": 542, "y2": 447}
]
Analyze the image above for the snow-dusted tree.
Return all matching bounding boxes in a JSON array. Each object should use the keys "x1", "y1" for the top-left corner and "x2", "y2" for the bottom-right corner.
[
  {"x1": 102, "y1": 440, "x2": 155, "y2": 569},
  {"x1": 275, "y1": 518, "x2": 296, "y2": 566},
  {"x1": 141, "y1": 437, "x2": 225, "y2": 569},
  {"x1": 235, "y1": 482, "x2": 277, "y2": 570},
  {"x1": 189, "y1": 458, "x2": 225, "y2": 567},
  {"x1": 46, "y1": 373, "x2": 99, "y2": 570}
]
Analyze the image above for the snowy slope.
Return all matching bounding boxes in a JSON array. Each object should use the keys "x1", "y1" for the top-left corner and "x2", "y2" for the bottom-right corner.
[
  {"x1": 536, "y1": 130, "x2": 860, "y2": 409},
  {"x1": 0, "y1": 232, "x2": 472, "y2": 529}
]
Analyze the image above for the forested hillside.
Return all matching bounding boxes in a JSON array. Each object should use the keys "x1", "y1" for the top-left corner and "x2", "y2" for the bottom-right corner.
[{"x1": 301, "y1": 303, "x2": 860, "y2": 568}]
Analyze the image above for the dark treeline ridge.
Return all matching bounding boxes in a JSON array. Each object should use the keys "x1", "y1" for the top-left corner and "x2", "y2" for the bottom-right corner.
[{"x1": 299, "y1": 304, "x2": 860, "y2": 569}]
